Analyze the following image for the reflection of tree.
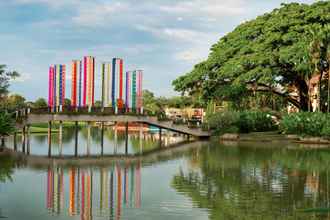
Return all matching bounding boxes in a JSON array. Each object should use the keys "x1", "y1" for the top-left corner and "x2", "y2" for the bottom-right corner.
[
  {"x1": 0, "y1": 156, "x2": 14, "y2": 182},
  {"x1": 33, "y1": 134, "x2": 47, "y2": 144},
  {"x1": 130, "y1": 134, "x2": 158, "y2": 153},
  {"x1": 171, "y1": 144, "x2": 330, "y2": 219}
]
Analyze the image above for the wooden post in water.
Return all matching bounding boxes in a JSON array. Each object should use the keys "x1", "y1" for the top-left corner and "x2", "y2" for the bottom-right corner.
[
  {"x1": 26, "y1": 124, "x2": 30, "y2": 155},
  {"x1": 159, "y1": 127, "x2": 162, "y2": 147},
  {"x1": 125, "y1": 122, "x2": 128, "y2": 155},
  {"x1": 139, "y1": 123, "x2": 143, "y2": 154},
  {"x1": 74, "y1": 121, "x2": 78, "y2": 157},
  {"x1": 114, "y1": 122, "x2": 118, "y2": 154},
  {"x1": 13, "y1": 132, "x2": 17, "y2": 151},
  {"x1": 59, "y1": 121, "x2": 63, "y2": 156},
  {"x1": 22, "y1": 126, "x2": 26, "y2": 153},
  {"x1": 101, "y1": 122, "x2": 104, "y2": 156},
  {"x1": 87, "y1": 122, "x2": 91, "y2": 156},
  {"x1": 48, "y1": 121, "x2": 52, "y2": 157}
]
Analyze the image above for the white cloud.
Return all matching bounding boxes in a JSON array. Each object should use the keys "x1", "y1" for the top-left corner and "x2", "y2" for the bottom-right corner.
[
  {"x1": 72, "y1": 2, "x2": 129, "y2": 26},
  {"x1": 13, "y1": 0, "x2": 78, "y2": 8},
  {"x1": 159, "y1": 0, "x2": 246, "y2": 19}
]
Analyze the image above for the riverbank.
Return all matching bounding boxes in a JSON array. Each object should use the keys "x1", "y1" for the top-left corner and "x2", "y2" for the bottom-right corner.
[{"x1": 218, "y1": 131, "x2": 330, "y2": 146}]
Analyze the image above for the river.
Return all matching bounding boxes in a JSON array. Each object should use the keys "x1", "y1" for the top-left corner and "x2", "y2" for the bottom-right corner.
[{"x1": 1, "y1": 126, "x2": 330, "y2": 219}]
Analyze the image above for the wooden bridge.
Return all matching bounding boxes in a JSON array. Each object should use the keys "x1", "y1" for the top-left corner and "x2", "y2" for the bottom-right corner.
[{"x1": 16, "y1": 108, "x2": 211, "y2": 138}]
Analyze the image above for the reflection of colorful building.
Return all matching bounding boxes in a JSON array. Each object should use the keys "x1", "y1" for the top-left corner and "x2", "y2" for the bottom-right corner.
[
  {"x1": 46, "y1": 163, "x2": 141, "y2": 219},
  {"x1": 47, "y1": 167, "x2": 64, "y2": 214}
]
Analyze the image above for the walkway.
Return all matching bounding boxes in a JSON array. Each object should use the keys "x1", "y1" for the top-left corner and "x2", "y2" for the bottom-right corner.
[{"x1": 19, "y1": 112, "x2": 211, "y2": 138}]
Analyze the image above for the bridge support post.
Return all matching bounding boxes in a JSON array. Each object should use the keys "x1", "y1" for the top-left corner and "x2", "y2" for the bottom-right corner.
[
  {"x1": 101, "y1": 122, "x2": 104, "y2": 156},
  {"x1": 0, "y1": 137, "x2": 4, "y2": 149},
  {"x1": 13, "y1": 132, "x2": 17, "y2": 151},
  {"x1": 159, "y1": 128, "x2": 162, "y2": 147},
  {"x1": 74, "y1": 121, "x2": 78, "y2": 157},
  {"x1": 22, "y1": 126, "x2": 26, "y2": 153},
  {"x1": 139, "y1": 123, "x2": 143, "y2": 154},
  {"x1": 26, "y1": 124, "x2": 30, "y2": 155},
  {"x1": 59, "y1": 121, "x2": 63, "y2": 156},
  {"x1": 125, "y1": 122, "x2": 128, "y2": 155},
  {"x1": 87, "y1": 122, "x2": 91, "y2": 156},
  {"x1": 48, "y1": 121, "x2": 52, "y2": 157},
  {"x1": 114, "y1": 122, "x2": 117, "y2": 154}
]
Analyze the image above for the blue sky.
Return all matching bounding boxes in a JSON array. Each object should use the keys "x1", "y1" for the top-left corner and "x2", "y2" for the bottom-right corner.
[{"x1": 1, "y1": 0, "x2": 315, "y2": 101}]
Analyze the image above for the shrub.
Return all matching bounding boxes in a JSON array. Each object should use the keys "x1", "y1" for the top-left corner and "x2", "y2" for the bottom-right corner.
[
  {"x1": 206, "y1": 110, "x2": 276, "y2": 134},
  {"x1": 207, "y1": 111, "x2": 240, "y2": 134},
  {"x1": 280, "y1": 112, "x2": 330, "y2": 137},
  {"x1": 239, "y1": 110, "x2": 276, "y2": 133}
]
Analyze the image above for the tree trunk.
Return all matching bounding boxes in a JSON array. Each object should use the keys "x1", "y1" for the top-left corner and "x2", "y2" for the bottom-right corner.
[
  {"x1": 308, "y1": 78, "x2": 311, "y2": 112},
  {"x1": 0, "y1": 137, "x2": 4, "y2": 150},
  {"x1": 319, "y1": 72, "x2": 323, "y2": 112},
  {"x1": 328, "y1": 70, "x2": 330, "y2": 112}
]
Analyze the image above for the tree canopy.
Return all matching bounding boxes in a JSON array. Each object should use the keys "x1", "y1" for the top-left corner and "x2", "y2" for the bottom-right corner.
[
  {"x1": 0, "y1": 65, "x2": 19, "y2": 101},
  {"x1": 173, "y1": 2, "x2": 330, "y2": 111}
]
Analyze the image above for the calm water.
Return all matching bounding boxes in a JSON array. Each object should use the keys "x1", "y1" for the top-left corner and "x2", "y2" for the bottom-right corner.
[{"x1": 1, "y1": 126, "x2": 330, "y2": 219}]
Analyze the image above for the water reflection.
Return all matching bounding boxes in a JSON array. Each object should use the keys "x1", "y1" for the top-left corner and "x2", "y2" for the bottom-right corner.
[
  {"x1": 46, "y1": 162, "x2": 141, "y2": 220},
  {"x1": 8, "y1": 124, "x2": 186, "y2": 157},
  {"x1": 172, "y1": 143, "x2": 330, "y2": 219}
]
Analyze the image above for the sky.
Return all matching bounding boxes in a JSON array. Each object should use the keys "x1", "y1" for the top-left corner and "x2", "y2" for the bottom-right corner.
[{"x1": 0, "y1": 0, "x2": 316, "y2": 101}]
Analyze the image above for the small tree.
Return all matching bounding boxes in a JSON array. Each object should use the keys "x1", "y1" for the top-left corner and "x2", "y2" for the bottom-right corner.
[
  {"x1": 0, "y1": 112, "x2": 15, "y2": 149},
  {"x1": 33, "y1": 98, "x2": 48, "y2": 108}
]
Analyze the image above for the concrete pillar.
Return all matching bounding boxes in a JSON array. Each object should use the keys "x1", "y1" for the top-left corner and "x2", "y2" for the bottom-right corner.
[
  {"x1": 159, "y1": 127, "x2": 162, "y2": 147},
  {"x1": 101, "y1": 122, "x2": 104, "y2": 156},
  {"x1": 48, "y1": 121, "x2": 52, "y2": 157},
  {"x1": 87, "y1": 122, "x2": 91, "y2": 156},
  {"x1": 125, "y1": 122, "x2": 128, "y2": 155},
  {"x1": 139, "y1": 123, "x2": 143, "y2": 154},
  {"x1": 26, "y1": 124, "x2": 30, "y2": 155},
  {"x1": 74, "y1": 121, "x2": 78, "y2": 157},
  {"x1": 114, "y1": 122, "x2": 117, "y2": 154},
  {"x1": 13, "y1": 132, "x2": 17, "y2": 151},
  {"x1": 22, "y1": 126, "x2": 26, "y2": 153},
  {"x1": 59, "y1": 121, "x2": 63, "y2": 156}
]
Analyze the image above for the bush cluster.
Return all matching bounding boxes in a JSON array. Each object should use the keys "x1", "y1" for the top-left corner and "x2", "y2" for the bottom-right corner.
[
  {"x1": 207, "y1": 110, "x2": 276, "y2": 134},
  {"x1": 280, "y1": 112, "x2": 330, "y2": 137}
]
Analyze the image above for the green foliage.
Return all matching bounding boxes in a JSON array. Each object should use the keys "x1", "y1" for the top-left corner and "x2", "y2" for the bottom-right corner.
[
  {"x1": 33, "y1": 98, "x2": 47, "y2": 108},
  {"x1": 207, "y1": 111, "x2": 240, "y2": 134},
  {"x1": 0, "y1": 65, "x2": 19, "y2": 101},
  {"x1": 207, "y1": 110, "x2": 276, "y2": 134},
  {"x1": 280, "y1": 112, "x2": 330, "y2": 137},
  {"x1": 0, "y1": 94, "x2": 26, "y2": 111},
  {"x1": 0, "y1": 112, "x2": 16, "y2": 137},
  {"x1": 239, "y1": 111, "x2": 276, "y2": 133},
  {"x1": 173, "y1": 2, "x2": 330, "y2": 111}
]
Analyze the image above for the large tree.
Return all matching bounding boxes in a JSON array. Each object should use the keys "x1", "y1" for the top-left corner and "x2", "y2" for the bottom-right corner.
[
  {"x1": 173, "y1": 2, "x2": 330, "y2": 111},
  {"x1": 0, "y1": 65, "x2": 19, "y2": 101}
]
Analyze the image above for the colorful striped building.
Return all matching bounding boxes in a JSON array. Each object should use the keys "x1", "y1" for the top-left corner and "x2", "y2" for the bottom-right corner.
[
  {"x1": 83, "y1": 56, "x2": 95, "y2": 109},
  {"x1": 48, "y1": 64, "x2": 66, "y2": 112},
  {"x1": 48, "y1": 56, "x2": 143, "y2": 113}
]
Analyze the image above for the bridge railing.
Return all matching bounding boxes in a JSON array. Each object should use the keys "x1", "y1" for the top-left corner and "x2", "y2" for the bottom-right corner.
[{"x1": 26, "y1": 107, "x2": 154, "y2": 116}]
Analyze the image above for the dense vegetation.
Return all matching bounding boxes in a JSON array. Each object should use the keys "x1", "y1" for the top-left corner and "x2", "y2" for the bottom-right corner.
[
  {"x1": 280, "y1": 112, "x2": 330, "y2": 137},
  {"x1": 207, "y1": 110, "x2": 277, "y2": 134},
  {"x1": 173, "y1": 1, "x2": 330, "y2": 112}
]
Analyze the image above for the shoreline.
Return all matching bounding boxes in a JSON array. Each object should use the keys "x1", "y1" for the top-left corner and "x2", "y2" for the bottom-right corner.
[{"x1": 217, "y1": 131, "x2": 330, "y2": 146}]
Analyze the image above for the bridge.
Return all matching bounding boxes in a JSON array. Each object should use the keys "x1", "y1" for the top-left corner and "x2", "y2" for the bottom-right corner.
[{"x1": 16, "y1": 107, "x2": 211, "y2": 138}]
